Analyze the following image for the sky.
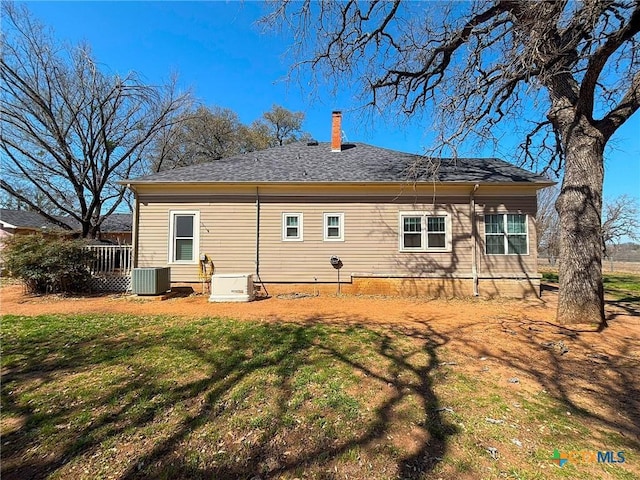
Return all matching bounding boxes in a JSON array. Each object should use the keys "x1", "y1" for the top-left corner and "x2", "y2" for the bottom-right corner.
[{"x1": 19, "y1": 1, "x2": 640, "y2": 206}]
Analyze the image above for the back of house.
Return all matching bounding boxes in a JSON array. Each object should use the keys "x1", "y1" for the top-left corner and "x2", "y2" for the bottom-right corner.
[{"x1": 126, "y1": 112, "x2": 553, "y2": 298}]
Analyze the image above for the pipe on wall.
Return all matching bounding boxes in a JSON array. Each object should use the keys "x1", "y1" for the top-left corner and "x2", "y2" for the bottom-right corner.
[
  {"x1": 128, "y1": 184, "x2": 140, "y2": 269},
  {"x1": 255, "y1": 186, "x2": 268, "y2": 296},
  {"x1": 470, "y1": 183, "x2": 480, "y2": 296},
  {"x1": 255, "y1": 186, "x2": 260, "y2": 277}
]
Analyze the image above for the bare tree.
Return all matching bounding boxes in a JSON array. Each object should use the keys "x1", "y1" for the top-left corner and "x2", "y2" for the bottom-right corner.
[
  {"x1": 602, "y1": 195, "x2": 640, "y2": 269},
  {"x1": 0, "y1": 2, "x2": 192, "y2": 237},
  {"x1": 536, "y1": 184, "x2": 561, "y2": 265},
  {"x1": 264, "y1": 0, "x2": 640, "y2": 326}
]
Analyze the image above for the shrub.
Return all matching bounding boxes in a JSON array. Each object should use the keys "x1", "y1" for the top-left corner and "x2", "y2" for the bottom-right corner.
[{"x1": 2, "y1": 234, "x2": 96, "y2": 294}]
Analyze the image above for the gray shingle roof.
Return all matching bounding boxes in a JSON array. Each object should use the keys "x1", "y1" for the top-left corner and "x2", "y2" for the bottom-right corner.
[
  {"x1": 130, "y1": 142, "x2": 551, "y2": 184},
  {"x1": 0, "y1": 209, "x2": 60, "y2": 230},
  {"x1": 0, "y1": 209, "x2": 131, "y2": 232},
  {"x1": 100, "y1": 214, "x2": 133, "y2": 232}
]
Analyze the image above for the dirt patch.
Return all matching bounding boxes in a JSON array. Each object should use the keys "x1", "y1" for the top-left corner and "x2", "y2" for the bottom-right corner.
[
  {"x1": 0, "y1": 283, "x2": 557, "y2": 324},
  {"x1": 1, "y1": 283, "x2": 639, "y2": 479}
]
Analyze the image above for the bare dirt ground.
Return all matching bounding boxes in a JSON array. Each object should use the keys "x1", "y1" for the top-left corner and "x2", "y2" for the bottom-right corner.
[
  {"x1": 1, "y1": 282, "x2": 637, "y2": 327},
  {"x1": 1, "y1": 283, "x2": 639, "y2": 478}
]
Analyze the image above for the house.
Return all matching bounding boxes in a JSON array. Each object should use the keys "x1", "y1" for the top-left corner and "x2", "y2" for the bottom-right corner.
[
  {"x1": 125, "y1": 112, "x2": 553, "y2": 298},
  {"x1": 0, "y1": 209, "x2": 133, "y2": 245}
]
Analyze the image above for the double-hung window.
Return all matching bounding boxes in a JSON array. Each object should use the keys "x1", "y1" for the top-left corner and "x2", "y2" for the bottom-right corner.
[
  {"x1": 282, "y1": 213, "x2": 303, "y2": 241},
  {"x1": 169, "y1": 211, "x2": 200, "y2": 263},
  {"x1": 399, "y1": 212, "x2": 450, "y2": 252},
  {"x1": 324, "y1": 213, "x2": 344, "y2": 241},
  {"x1": 484, "y1": 213, "x2": 528, "y2": 255}
]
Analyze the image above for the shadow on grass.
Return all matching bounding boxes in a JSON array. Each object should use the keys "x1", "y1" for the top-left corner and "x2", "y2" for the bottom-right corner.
[
  {"x1": 469, "y1": 314, "x2": 640, "y2": 454},
  {"x1": 1, "y1": 313, "x2": 462, "y2": 479}
]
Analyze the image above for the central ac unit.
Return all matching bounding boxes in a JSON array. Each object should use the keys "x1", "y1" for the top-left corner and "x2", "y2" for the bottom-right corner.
[
  {"x1": 132, "y1": 267, "x2": 171, "y2": 295},
  {"x1": 209, "y1": 273, "x2": 255, "y2": 302}
]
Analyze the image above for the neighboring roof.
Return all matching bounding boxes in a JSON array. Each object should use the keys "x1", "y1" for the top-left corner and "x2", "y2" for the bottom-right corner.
[
  {"x1": 101, "y1": 214, "x2": 133, "y2": 233},
  {"x1": 129, "y1": 142, "x2": 552, "y2": 185},
  {"x1": 0, "y1": 209, "x2": 62, "y2": 230},
  {"x1": 0, "y1": 209, "x2": 132, "y2": 233}
]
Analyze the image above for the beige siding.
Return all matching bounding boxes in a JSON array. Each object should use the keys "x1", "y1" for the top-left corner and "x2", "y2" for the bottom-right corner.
[
  {"x1": 137, "y1": 200, "x2": 256, "y2": 282},
  {"x1": 135, "y1": 185, "x2": 540, "y2": 284},
  {"x1": 257, "y1": 198, "x2": 473, "y2": 282}
]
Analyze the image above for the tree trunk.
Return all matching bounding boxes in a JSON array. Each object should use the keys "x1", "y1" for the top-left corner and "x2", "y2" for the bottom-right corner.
[{"x1": 556, "y1": 122, "x2": 606, "y2": 327}]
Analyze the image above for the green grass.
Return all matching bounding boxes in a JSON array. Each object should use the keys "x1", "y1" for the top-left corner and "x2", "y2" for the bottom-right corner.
[
  {"x1": 602, "y1": 274, "x2": 640, "y2": 299},
  {"x1": 1, "y1": 313, "x2": 637, "y2": 479},
  {"x1": 542, "y1": 271, "x2": 640, "y2": 298}
]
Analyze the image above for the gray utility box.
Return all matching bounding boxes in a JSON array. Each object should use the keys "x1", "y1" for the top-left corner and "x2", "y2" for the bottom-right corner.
[{"x1": 131, "y1": 267, "x2": 171, "y2": 295}]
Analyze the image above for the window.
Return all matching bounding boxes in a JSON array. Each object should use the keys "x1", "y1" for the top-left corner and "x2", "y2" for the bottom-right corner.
[
  {"x1": 282, "y1": 213, "x2": 303, "y2": 241},
  {"x1": 402, "y1": 216, "x2": 423, "y2": 249},
  {"x1": 427, "y1": 216, "x2": 446, "y2": 248},
  {"x1": 169, "y1": 211, "x2": 200, "y2": 263},
  {"x1": 399, "y1": 212, "x2": 450, "y2": 252},
  {"x1": 324, "y1": 213, "x2": 344, "y2": 241},
  {"x1": 484, "y1": 213, "x2": 528, "y2": 255}
]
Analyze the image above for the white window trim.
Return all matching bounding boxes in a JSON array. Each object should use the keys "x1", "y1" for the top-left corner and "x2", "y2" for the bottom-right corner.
[
  {"x1": 398, "y1": 211, "x2": 451, "y2": 253},
  {"x1": 484, "y1": 213, "x2": 529, "y2": 255},
  {"x1": 323, "y1": 212, "x2": 344, "y2": 242},
  {"x1": 168, "y1": 210, "x2": 200, "y2": 264},
  {"x1": 282, "y1": 212, "x2": 303, "y2": 241}
]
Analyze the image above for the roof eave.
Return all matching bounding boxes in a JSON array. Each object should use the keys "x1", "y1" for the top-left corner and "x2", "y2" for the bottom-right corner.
[{"x1": 123, "y1": 179, "x2": 556, "y2": 187}]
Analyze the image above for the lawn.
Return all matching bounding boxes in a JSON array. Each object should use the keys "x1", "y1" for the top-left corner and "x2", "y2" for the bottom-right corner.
[
  {"x1": 540, "y1": 271, "x2": 640, "y2": 300},
  {"x1": 1, "y1": 313, "x2": 637, "y2": 479}
]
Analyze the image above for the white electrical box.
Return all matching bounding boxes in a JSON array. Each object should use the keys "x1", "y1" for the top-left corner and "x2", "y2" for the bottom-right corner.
[{"x1": 209, "y1": 273, "x2": 255, "y2": 302}]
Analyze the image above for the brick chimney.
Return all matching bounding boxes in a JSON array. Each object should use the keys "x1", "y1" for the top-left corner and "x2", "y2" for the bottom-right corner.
[{"x1": 331, "y1": 111, "x2": 342, "y2": 152}]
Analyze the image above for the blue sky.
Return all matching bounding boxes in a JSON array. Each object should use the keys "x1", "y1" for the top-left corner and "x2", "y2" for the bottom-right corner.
[{"x1": 23, "y1": 1, "x2": 640, "y2": 205}]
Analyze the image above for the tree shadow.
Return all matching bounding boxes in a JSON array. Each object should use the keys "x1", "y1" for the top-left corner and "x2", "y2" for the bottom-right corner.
[
  {"x1": 1, "y1": 313, "x2": 465, "y2": 479},
  {"x1": 465, "y1": 314, "x2": 639, "y2": 452}
]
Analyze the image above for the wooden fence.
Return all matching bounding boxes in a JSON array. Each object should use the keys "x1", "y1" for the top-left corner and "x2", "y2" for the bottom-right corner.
[{"x1": 85, "y1": 245, "x2": 133, "y2": 291}]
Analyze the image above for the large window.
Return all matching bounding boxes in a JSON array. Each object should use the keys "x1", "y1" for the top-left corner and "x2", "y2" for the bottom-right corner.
[
  {"x1": 399, "y1": 212, "x2": 450, "y2": 252},
  {"x1": 282, "y1": 213, "x2": 303, "y2": 241},
  {"x1": 324, "y1": 213, "x2": 344, "y2": 241},
  {"x1": 485, "y1": 213, "x2": 528, "y2": 255},
  {"x1": 169, "y1": 211, "x2": 200, "y2": 263}
]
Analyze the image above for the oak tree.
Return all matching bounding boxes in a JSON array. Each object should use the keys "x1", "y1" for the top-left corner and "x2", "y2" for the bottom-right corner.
[
  {"x1": 151, "y1": 104, "x2": 309, "y2": 171},
  {"x1": 151, "y1": 106, "x2": 244, "y2": 172}
]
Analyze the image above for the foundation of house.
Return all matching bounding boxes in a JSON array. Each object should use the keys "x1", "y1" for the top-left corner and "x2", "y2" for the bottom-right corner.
[{"x1": 259, "y1": 276, "x2": 541, "y2": 299}]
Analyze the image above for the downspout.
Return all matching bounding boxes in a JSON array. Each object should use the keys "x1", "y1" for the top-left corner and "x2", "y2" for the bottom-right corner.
[
  {"x1": 470, "y1": 184, "x2": 479, "y2": 296},
  {"x1": 128, "y1": 184, "x2": 140, "y2": 269},
  {"x1": 255, "y1": 186, "x2": 269, "y2": 296},
  {"x1": 255, "y1": 186, "x2": 260, "y2": 277}
]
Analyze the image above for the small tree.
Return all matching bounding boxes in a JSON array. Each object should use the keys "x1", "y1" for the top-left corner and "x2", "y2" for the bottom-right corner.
[
  {"x1": 536, "y1": 184, "x2": 561, "y2": 265},
  {"x1": 150, "y1": 104, "x2": 310, "y2": 171},
  {"x1": 2, "y1": 234, "x2": 96, "y2": 294},
  {"x1": 261, "y1": 104, "x2": 307, "y2": 146},
  {"x1": 150, "y1": 106, "x2": 245, "y2": 172},
  {"x1": 602, "y1": 195, "x2": 640, "y2": 270}
]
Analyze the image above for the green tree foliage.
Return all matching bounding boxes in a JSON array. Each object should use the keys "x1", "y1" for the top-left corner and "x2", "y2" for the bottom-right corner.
[
  {"x1": 151, "y1": 106, "x2": 244, "y2": 171},
  {"x1": 2, "y1": 234, "x2": 96, "y2": 294},
  {"x1": 150, "y1": 104, "x2": 309, "y2": 172},
  {"x1": 260, "y1": 104, "x2": 307, "y2": 146}
]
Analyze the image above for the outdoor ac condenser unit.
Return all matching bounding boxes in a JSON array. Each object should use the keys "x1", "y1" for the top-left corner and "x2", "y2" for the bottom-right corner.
[
  {"x1": 132, "y1": 267, "x2": 171, "y2": 295},
  {"x1": 209, "y1": 273, "x2": 254, "y2": 302}
]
